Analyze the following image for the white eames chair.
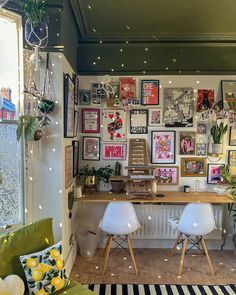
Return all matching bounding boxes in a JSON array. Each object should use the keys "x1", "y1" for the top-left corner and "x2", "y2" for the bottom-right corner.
[
  {"x1": 99, "y1": 202, "x2": 140, "y2": 275},
  {"x1": 169, "y1": 203, "x2": 216, "y2": 276}
]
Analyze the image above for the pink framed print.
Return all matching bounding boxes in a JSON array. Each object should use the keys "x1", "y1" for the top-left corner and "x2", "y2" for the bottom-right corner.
[
  {"x1": 154, "y1": 166, "x2": 179, "y2": 185},
  {"x1": 102, "y1": 109, "x2": 127, "y2": 141},
  {"x1": 151, "y1": 131, "x2": 176, "y2": 164},
  {"x1": 179, "y1": 132, "x2": 196, "y2": 155},
  {"x1": 120, "y1": 77, "x2": 138, "y2": 105},
  {"x1": 149, "y1": 108, "x2": 162, "y2": 126},
  {"x1": 103, "y1": 143, "x2": 127, "y2": 160},
  {"x1": 82, "y1": 108, "x2": 100, "y2": 133},
  {"x1": 207, "y1": 164, "x2": 225, "y2": 184}
]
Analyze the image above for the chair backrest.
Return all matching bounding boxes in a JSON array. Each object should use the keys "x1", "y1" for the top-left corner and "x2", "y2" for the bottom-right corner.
[
  {"x1": 100, "y1": 202, "x2": 140, "y2": 235},
  {"x1": 177, "y1": 203, "x2": 216, "y2": 236}
]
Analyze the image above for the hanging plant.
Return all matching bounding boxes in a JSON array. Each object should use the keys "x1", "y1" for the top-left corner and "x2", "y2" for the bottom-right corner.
[
  {"x1": 23, "y1": 0, "x2": 48, "y2": 26},
  {"x1": 16, "y1": 115, "x2": 43, "y2": 142}
]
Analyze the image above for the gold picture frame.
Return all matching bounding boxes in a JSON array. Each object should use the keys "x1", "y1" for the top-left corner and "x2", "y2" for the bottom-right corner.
[{"x1": 181, "y1": 157, "x2": 206, "y2": 177}]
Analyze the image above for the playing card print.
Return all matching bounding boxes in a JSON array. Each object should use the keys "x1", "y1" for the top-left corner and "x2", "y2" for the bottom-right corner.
[{"x1": 102, "y1": 110, "x2": 127, "y2": 141}]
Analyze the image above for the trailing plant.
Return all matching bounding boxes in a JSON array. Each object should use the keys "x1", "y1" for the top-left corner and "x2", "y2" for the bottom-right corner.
[
  {"x1": 16, "y1": 115, "x2": 37, "y2": 142},
  {"x1": 23, "y1": 0, "x2": 49, "y2": 26},
  {"x1": 210, "y1": 121, "x2": 228, "y2": 143}
]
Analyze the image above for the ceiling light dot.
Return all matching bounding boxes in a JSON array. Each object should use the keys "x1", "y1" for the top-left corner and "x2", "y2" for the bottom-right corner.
[
  {"x1": 194, "y1": 89, "x2": 197, "y2": 93},
  {"x1": 39, "y1": 205, "x2": 42, "y2": 210},
  {"x1": 95, "y1": 266, "x2": 99, "y2": 269},
  {"x1": 92, "y1": 28, "x2": 96, "y2": 33},
  {"x1": 173, "y1": 58, "x2": 177, "y2": 62},
  {"x1": 99, "y1": 40, "x2": 103, "y2": 44},
  {"x1": 125, "y1": 41, "x2": 129, "y2": 44},
  {"x1": 158, "y1": 275, "x2": 161, "y2": 279},
  {"x1": 148, "y1": 216, "x2": 152, "y2": 220},
  {"x1": 93, "y1": 62, "x2": 96, "y2": 65},
  {"x1": 120, "y1": 49, "x2": 123, "y2": 52},
  {"x1": 142, "y1": 70, "x2": 146, "y2": 74},
  {"x1": 59, "y1": 190, "x2": 62, "y2": 194},
  {"x1": 126, "y1": 25, "x2": 130, "y2": 30},
  {"x1": 196, "y1": 80, "x2": 200, "y2": 84},
  {"x1": 144, "y1": 60, "x2": 147, "y2": 64},
  {"x1": 121, "y1": 64, "x2": 124, "y2": 67},
  {"x1": 168, "y1": 81, "x2": 172, "y2": 84},
  {"x1": 165, "y1": 67, "x2": 169, "y2": 70},
  {"x1": 128, "y1": 265, "x2": 132, "y2": 269},
  {"x1": 177, "y1": 276, "x2": 181, "y2": 279},
  {"x1": 230, "y1": 268, "x2": 235, "y2": 272},
  {"x1": 219, "y1": 262, "x2": 223, "y2": 265},
  {"x1": 164, "y1": 258, "x2": 168, "y2": 262},
  {"x1": 56, "y1": 33, "x2": 60, "y2": 37},
  {"x1": 88, "y1": 5, "x2": 92, "y2": 9},
  {"x1": 111, "y1": 68, "x2": 114, "y2": 72},
  {"x1": 179, "y1": 70, "x2": 182, "y2": 74},
  {"x1": 110, "y1": 273, "x2": 115, "y2": 277},
  {"x1": 153, "y1": 35, "x2": 156, "y2": 38},
  {"x1": 160, "y1": 85, "x2": 162, "y2": 88},
  {"x1": 25, "y1": 208, "x2": 28, "y2": 213},
  {"x1": 29, "y1": 176, "x2": 33, "y2": 181},
  {"x1": 97, "y1": 56, "x2": 101, "y2": 60},
  {"x1": 59, "y1": 222, "x2": 62, "y2": 228},
  {"x1": 52, "y1": 148, "x2": 56, "y2": 152},
  {"x1": 123, "y1": 257, "x2": 127, "y2": 260},
  {"x1": 145, "y1": 48, "x2": 148, "y2": 51}
]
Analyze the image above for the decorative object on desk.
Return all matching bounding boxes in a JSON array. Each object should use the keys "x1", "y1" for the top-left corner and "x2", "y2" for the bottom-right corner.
[
  {"x1": 151, "y1": 131, "x2": 176, "y2": 164},
  {"x1": 102, "y1": 109, "x2": 127, "y2": 141},
  {"x1": 72, "y1": 140, "x2": 79, "y2": 177},
  {"x1": 197, "y1": 89, "x2": 214, "y2": 112},
  {"x1": 68, "y1": 190, "x2": 74, "y2": 219},
  {"x1": 64, "y1": 73, "x2": 74, "y2": 138},
  {"x1": 79, "y1": 90, "x2": 91, "y2": 105},
  {"x1": 65, "y1": 145, "x2": 73, "y2": 189},
  {"x1": 221, "y1": 80, "x2": 236, "y2": 111},
  {"x1": 179, "y1": 132, "x2": 196, "y2": 155},
  {"x1": 163, "y1": 87, "x2": 193, "y2": 127},
  {"x1": 181, "y1": 157, "x2": 206, "y2": 177},
  {"x1": 74, "y1": 185, "x2": 82, "y2": 198},
  {"x1": 141, "y1": 80, "x2": 159, "y2": 105},
  {"x1": 228, "y1": 150, "x2": 236, "y2": 177},
  {"x1": 82, "y1": 136, "x2": 100, "y2": 161},
  {"x1": 130, "y1": 109, "x2": 148, "y2": 134},
  {"x1": 207, "y1": 163, "x2": 225, "y2": 184},
  {"x1": 74, "y1": 110, "x2": 79, "y2": 137},
  {"x1": 82, "y1": 108, "x2": 100, "y2": 133},
  {"x1": 148, "y1": 108, "x2": 162, "y2": 127},
  {"x1": 154, "y1": 166, "x2": 179, "y2": 185},
  {"x1": 72, "y1": 73, "x2": 79, "y2": 105},
  {"x1": 183, "y1": 185, "x2": 190, "y2": 192},
  {"x1": 229, "y1": 126, "x2": 236, "y2": 146},
  {"x1": 197, "y1": 121, "x2": 207, "y2": 134},
  {"x1": 103, "y1": 143, "x2": 126, "y2": 160},
  {"x1": 110, "y1": 161, "x2": 125, "y2": 193},
  {"x1": 209, "y1": 121, "x2": 228, "y2": 154}
]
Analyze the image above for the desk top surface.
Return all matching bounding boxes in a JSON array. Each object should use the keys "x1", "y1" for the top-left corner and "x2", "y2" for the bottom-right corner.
[{"x1": 78, "y1": 191, "x2": 234, "y2": 204}]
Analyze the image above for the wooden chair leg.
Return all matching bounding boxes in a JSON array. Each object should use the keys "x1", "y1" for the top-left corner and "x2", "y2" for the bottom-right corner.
[
  {"x1": 127, "y1": 236, "x2": 138, "y2": 275},
  {"x1": 170, "y1": 232, "x2": 182, "y2": 257},
  {"x1": 200, "y1": 237, "x2": 215, "y2": 276},
  {"x1": 103, "y1": 236, "x2": 110, "y2": 256},
  {"x1": 101, "y1": 235, "x2": 113, "y2": 276},
  {"x1": 178, "y1": 237, "x2": 187, "y2": 276}
]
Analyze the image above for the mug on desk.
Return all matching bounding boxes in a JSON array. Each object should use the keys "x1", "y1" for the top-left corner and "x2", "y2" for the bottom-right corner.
[{"x1": 184, "y1": 185, "x2": 190, "y2": 193}]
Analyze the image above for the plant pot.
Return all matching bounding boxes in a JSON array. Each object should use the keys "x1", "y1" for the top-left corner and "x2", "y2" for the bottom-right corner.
[
  {"x1": 38, "y1": 99, "x2": 55, "y2": 114},
  {"x1": 34, "y1": 129, "x2": 43, "y2": 141},
  {"x1": 110, "y1": 180, "x2": 125, "y2": 193},
  {"x1": 212, "y1": 143, "x2": 223, "y2": 154},
  {"x1": 25, "y1": 20, "x2": 48, "y2": 47},
  {"x1": 84, "y1": 176, "x2": 97, "y2": 186}
]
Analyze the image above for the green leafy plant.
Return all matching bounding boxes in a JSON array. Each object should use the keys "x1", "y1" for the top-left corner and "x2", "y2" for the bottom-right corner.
[
  {"x1": 210, "y1": 121, "x2": 228, "y2": 143},
  {"x1": 23, "y1": 0, "x2": 49, "y2": 26},
  {"x1": 78, "y1": 165, "x2": 114, "y2": 184},
  {"x1": 16, "y1": 115, "x2": 37, "y2": 142}
]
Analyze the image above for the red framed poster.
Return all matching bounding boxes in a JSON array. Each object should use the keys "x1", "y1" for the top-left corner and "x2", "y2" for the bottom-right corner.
[
  {"x1": 103, "y1": 143, "x2": 127, "y2": 160},
  {"x1": 197, "y1": 89, "x2": 214, "y2": 112},
  {"x1": 141, "y1": 80, "x2": 159, "y2": 105},
  {"x1": 119, "y1": 77, "x2": 136, "y2": 102}
]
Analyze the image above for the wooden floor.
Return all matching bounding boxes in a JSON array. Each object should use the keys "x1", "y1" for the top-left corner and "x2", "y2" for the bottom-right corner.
[{"x1": 70, "y1": 248, "x2": 236, "y2": 285}]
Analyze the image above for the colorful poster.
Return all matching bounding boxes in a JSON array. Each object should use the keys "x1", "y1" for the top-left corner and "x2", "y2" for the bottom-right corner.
[
  {"x1": 103, "y1": 144, "x2": 126, "y2": 160},
  {"x1": 179, "y1": 132, "x2": 196, "y2": 155},
  {"x1": 119, "y1": 77, "x2": 137, "y2": 105},
  {"x1": 102, "y1": 110, "x2": 127, "y2": 141},
  {"x1": 130, "y1": 109, "x2": 148, "y2": 134},
  {"x1": 82, "y1": 108, "x2": 100, "y2": 133},
  {"x1": 154, "y1": 166, "x2": 179, "y2": 185},
  {"x1": 207, "y1": 164, "x2": 224, "y2": 184},
  {"x1": 151, "y1": 131, "x2": 176, "y2": 164},
  {"x1": 197, "y1": 89, "x2": 214, "y2": 112},
  {"x1": 149, "y1": 108, "x2": 162, "y2": 126},
  {"x1": 141, "y1": 80, "x2": 159, "y2": 105}
]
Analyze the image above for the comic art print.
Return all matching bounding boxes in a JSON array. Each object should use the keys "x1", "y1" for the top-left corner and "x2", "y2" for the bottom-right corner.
[
  {"x1": 151, "y1": 131, "x2": 176, "y2": 164},
  {"x1": 102, "y1": 110, "x2": 127, "y2": 141}
]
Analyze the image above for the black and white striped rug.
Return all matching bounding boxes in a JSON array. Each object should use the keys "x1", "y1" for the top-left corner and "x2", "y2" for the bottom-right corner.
[{"x1": 84, "y1": 284, "x2": 236, "y2": 295}]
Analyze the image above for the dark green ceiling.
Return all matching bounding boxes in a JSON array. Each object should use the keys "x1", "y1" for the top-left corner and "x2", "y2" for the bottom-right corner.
[{"x1": 7, "y1": 0, "x2": 236, "y2": 75}]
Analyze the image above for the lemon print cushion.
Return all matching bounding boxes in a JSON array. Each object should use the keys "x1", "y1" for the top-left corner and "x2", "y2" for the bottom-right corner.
[{"x1": 19, "y1": 241, "x2": 70, "y2": 295}]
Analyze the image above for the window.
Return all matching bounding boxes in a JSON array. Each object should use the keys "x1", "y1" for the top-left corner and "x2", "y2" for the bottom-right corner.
[{"x1": 0, "y1": 10, "x2": 23, "y2": 229}]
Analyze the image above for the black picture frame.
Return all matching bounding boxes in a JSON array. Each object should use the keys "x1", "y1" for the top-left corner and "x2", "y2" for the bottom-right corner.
[
  {"x1": 73, "y1": 73, "x2": 79, "y2": 106},
  {"x1": 64, "y1": 73, "x2": 75, "y2": 138},
  {"x1": 229, "y1": 126, "x2": 236, "y2": 146},
  {"x1": 130, "y1": 109, "x2": 148, "y2": 134},
  {"x1": 74, "y1": 110, "x2": 79, "y2": 137},
  {"x1": 72, "y1": 140, "x2": 79, "y2": 177},
  {"x1": 82, "y1": 136, "x2": 100, "y2": 161},
  {"x1": 141, "y1": 80, "x2": 159, "y2": 105}
]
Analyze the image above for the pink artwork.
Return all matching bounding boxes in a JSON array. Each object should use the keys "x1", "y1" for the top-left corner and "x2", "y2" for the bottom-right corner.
[
  {"x1": 103, "y1": 144, "x2": 126, "y2": 160},
  {"x1": 151, "y1": 131, "x2": 176, "y2": 164},
  {"x1": 102, "y1": 110, "x2": 127, "y2": 142},
  {"x1": 154, "y1": 166, "x2": 179, "y2": 185},
  {"x1": 119, "y1": 77, "x2": 137, "y2": 105}
]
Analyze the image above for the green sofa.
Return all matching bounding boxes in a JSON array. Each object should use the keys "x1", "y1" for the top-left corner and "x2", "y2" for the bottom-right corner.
[{"x1": 0, "y1": 218, "x2": 95, "y2": 295}]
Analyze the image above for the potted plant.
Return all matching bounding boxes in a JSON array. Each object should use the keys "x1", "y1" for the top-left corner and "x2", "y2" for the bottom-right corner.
[
  {"x1": 96, "y1": 165, "x2": 115, "y2": 184},
  {"x1": 210, "y1": 121, "x2": 228, "y2": 154},
  {"x1": 110, "y1": 161, "x2": 125, "y2": 193},
  {"x1": 78, "y1": 165, "x2": 97, "y2": 187},
  {"x1": 16, "y1": 115, "x2": 43, "y2": 142}
]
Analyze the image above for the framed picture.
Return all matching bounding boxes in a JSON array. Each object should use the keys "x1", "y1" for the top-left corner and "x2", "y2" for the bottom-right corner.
[
  {"x1": 130, "y1": 109, "x2": 148, "y2": 134},
  {"x1": 74, "y1": 110, "x2": 79, "y2": 137},
  {"x1": 196, "y1": 143, "x2": 207, "y2": 156},
  {"x1": 72, "y1": 141, "x2": 79, "y2": 177},
  {"x1": 228, "y1": 113, "x2": 236, "y2": 126},
  {"x1": 64, "y1": 73, "x2": 74, "y2": 138},
  {"x1": 106, "y1": 81, "x2": 120, "y2": 107},
  {"x1": 163, "y1": 88, "x2": 193, "y2": 127},
  {"x1": 179, "y1": 132, "x2": 196, "y2": 155},
  {"x1": 120, "y1": 77, "x2": 138, "y2": 105},
  {"x1": 153, "y1": 166, "x2": 179, "y2": 185},
  {"x1": 102, "y1": 109, "x2": 127, "y2": 141},
  {"x1": 148, "y1": 108, "x2": 162, "y2": 126},
  {"x1": 79, "y1": 90, "x2": 91, "y2": 105},
  {"x1": 221, "y1": 80, "x2": 236, "y2": 111},
  {"x1": 228, "y1": 150, "x2": 236, "y2": 176},
  {"x1": 82, "y1": 108, "x2": 100, "y2": 133},
  {"x1": 197, "y1": 121, "x2": 207, "y2": 134},
  {"x1": 197, "y1": 89, "x2": 214, "y2": 112},
  {"x1": 65, "y1": 145, "x2": 73, "y2": 188},
  {"x1": 229, "y1": 126, "x2": 236, "y2": 146},
  {"x1": 181, "y1": 157, "x2": 206, "y2": 177},
  {"x1": 91, "y1": 82, "x2": 106, "y2": 104},
  {"x1": 103, "y1": 143, "x2": 127, "y2": 160},
  {"x1": 207, "y1": 164, "x2": 225, "y2": 184},
  {"x1": 82, "y1": 136, "x2": 100, "y2": 161},
  {"x1": 151, "y1": 131, "x2": 176, "y2": 164},
  {"x1": 141, "y1": 80, "x2": 159, "y2": 105},
  {"x1": 72, "y1": 73, "x2": 79, "y2": 105}
]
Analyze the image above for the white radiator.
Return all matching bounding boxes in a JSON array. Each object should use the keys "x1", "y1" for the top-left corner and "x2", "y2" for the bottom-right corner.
[{"x1": 131, "y1": 204, "x2": 223, "y2": 240}]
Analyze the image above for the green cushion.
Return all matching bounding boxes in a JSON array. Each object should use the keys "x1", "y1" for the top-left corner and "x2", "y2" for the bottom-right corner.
[{"x1": 0, "y1": 218, "x2": 54, "y2": 280}]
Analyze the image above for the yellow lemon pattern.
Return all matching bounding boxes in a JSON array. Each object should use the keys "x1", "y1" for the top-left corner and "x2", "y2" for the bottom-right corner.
[{"x1": 20, "y1": 241, "x2": 69, "y2": 294}]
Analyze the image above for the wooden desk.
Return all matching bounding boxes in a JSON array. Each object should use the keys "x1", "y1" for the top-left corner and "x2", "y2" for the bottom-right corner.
[{"x1": 79, "y1": 191, "x2": 234, "y2": 204}]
